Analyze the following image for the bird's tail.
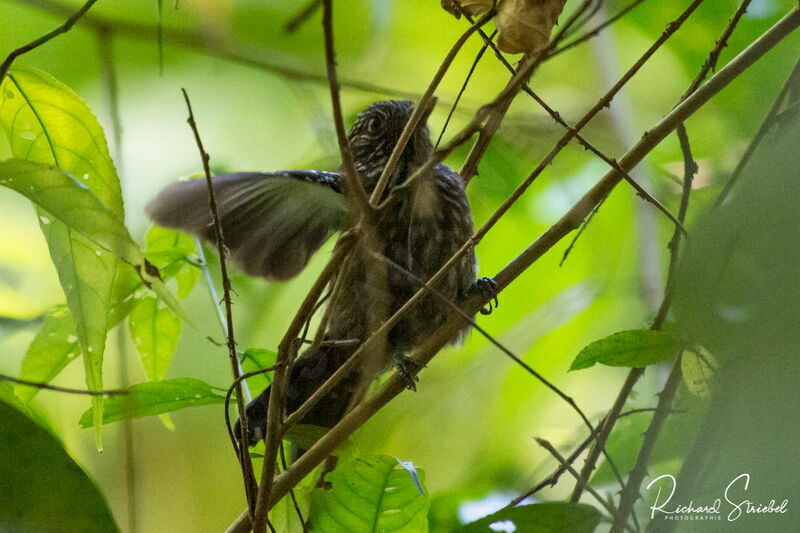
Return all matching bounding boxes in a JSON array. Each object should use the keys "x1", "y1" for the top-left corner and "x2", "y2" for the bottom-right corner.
[{"x1": 236, "y1": 343, "x2": 359, "y2": 448}]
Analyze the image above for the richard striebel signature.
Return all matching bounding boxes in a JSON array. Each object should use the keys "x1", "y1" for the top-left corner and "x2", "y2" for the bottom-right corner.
[{"x1": 646, "y1": 473, "x2": 789, "y2": 522}]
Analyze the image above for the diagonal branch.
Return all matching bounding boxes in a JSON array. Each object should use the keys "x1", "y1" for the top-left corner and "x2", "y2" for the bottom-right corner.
[
  {"x1": 0, "y1": 0, "x2": 98, "y2": 83},
  {"x1": 368, "y1": 6, "x2": 496, "y2": 204},
  {"x1": 321, "y1": 0, "x2": 372, "y2": 218},
  {"x1": 181, "y1": 89, "x2": 258, "y2": 516}
]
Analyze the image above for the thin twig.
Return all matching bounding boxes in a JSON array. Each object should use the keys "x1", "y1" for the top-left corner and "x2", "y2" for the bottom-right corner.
[
  {"x1": 285, "y1": 0, "x2": 322, "y2": 33},
  {"x1": 560, "y1": 196, "x2": 606, "y2": 266},
  {"x1": 369, "y1": 7, "x2": 496, "y2": 204},
  {"x1": 715, "y1": 54, "x2": 800, "y2": 208},
  {"x1": 181, "y1": 88, "x2": 258, "y2": 515},
  {"x1": 0, "y1": 0, "x2": 98, "y2": 83},
  {"x1": 321, "y1": 0, "x2": 372, "y2": 218},
  {"x1": 610, "y1": 356, "x2": 683, "y2": 533},
  {"x1": 535, "y1": 438, "x2": 635, "y2": 533},
  {"x1": 98, "y1": 27, "x2": 137, "y2": 533},
  {"x1": 14, "y1": 0, "x2": 424, "y2": 102},
  {"x1": 0, "y1": 373, "x2": 127, "y2": 395},
  {"x1": 551, "y1": 0, "x2": 649, "y2": 58},
  {"x1": 435, "y1": 31, "x2": 496, "y2": 150},
  {"x1": 279, "y1": 444, "x2": 308, "y2": 531}
]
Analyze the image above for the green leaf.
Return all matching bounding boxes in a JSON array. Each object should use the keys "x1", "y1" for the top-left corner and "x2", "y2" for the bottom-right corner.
[
  {"x1": 0, "y1": 399, "x2": 119, "y2": 532},
  {"x1": 569, "y1": 329, "x2": 681, "y2": 371},
  {"x1": 144, "y1": 226, "x2": 199, "y2": 298},
  {"x1": 0, "y1": 159, "x2": 142, "y2": 262},
  {"x1": 310, "y1": 454, "x2": 429, "y2": 533},
  {"x1": 15, "y1": 304, "x2": 79, "y2": 403},
  {"x1": 459, "y1": 502, "x2": 602, "y2": 533},
  {"x1": 241, "y1": 348, "x2": 277, "y2": 396},
  {"x1": 284, "y1": 424, "x2": 328, "y2": 451},
  {"x1": 129, "y1": 296, "x2": 182, "y2": 382},
  {"x1": 78, "y1": 378, "x2": 225, "y2": 427},
  {"x1": 0, "y1": 67, "x2": 127, "y2": 449}
]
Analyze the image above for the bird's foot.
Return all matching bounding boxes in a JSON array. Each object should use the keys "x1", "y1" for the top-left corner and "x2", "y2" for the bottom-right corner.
[
  {"x1": 233, "y1": 388, "x2": 270, "y2": 448},
  {"x1": 394, "y1": 354, "x2": 424, "y2": 391},
  {"x1": 470, "y1": 276, "x2": 499, "y2": 315}
]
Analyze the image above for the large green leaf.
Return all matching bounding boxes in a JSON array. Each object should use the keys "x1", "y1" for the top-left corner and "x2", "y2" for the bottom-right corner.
[
  {"x1": 459, "y1": 502, "x2": 603, "y2": 533},
  {"x1": 79, "y1": 378, "x2": 225, "y2": 427},
  {"x1": 0, "y1": 66, "x2": 124, "y2": 448},
  {"x1": 0, "y1": 400, "x2": 119, "y2": 532},
  {"x1": 129, "y1": 296, "x2": 182, "y2": 382},
  {"x1": 310, "y1": 455, "x2": 429, "y2": 533},
  {"x1": 569, "y1": 330, "x2": 681, "y2": 371},
  {"x1": 0, "y1": 159, "x2": 142, "y2": 261}
]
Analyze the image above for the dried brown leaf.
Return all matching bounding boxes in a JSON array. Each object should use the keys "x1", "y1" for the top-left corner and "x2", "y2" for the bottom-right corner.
[{"x1": 496, "y1": 0, "x2": 567, "y2": 55}]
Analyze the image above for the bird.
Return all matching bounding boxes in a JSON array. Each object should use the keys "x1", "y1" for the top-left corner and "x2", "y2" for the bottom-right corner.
[{"x1": 145, "y1": 99, "x2": 495, "y2": 447}]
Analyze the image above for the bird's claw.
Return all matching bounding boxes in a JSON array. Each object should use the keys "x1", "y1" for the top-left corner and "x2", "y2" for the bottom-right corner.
[
  {"x1": 471, "y1": 277, "x2": 499, "y2": 315},
  {"x1": 394, "y1": 354, "x2": 424, "y2": 391}
]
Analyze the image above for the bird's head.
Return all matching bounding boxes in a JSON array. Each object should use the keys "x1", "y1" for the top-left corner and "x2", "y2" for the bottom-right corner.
[{"x1": 347, "y1": 99, "x2": 435, "y2": 192}]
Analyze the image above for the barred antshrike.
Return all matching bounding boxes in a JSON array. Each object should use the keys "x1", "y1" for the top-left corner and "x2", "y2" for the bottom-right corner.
[{"x1": 146, "y1": 100, "x2": 494, "y2": 446}]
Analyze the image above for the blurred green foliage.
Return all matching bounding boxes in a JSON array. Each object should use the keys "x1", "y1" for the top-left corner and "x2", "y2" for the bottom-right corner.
[{"x1": 0, "y1": 0, "x2": 799, "y2": 532}]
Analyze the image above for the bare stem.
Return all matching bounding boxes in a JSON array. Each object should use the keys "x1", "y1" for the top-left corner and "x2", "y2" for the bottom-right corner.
[
  {"x1": 0, "y1": 0, "x2": 98, "y2": 83},
  {"x1": 181, "y1": 89, "x2": 258, "y2": 515}
]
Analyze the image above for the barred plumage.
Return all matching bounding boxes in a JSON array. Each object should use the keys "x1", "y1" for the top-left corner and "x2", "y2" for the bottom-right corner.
[{"x1": 146, "y1": 100, "x2": 486, "y2": 446}]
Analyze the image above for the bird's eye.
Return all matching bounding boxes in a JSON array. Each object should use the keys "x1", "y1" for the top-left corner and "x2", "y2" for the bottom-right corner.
[{"x1": 366, "y1": 117, "x2": 380, "y2": 134}]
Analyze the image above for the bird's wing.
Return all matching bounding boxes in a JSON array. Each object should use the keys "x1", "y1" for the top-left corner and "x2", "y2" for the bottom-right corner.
[{"x1": 145, "y1": 170, "x2": 349, "y2": 280}]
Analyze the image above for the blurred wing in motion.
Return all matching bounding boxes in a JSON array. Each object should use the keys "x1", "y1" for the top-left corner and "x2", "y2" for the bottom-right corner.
[{"x1": 145, "y1": 171, "x2": 349, "y2": 280}]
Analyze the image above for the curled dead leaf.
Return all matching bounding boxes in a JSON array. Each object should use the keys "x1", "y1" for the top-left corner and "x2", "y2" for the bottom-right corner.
[
  {"x1": 496, "y1": 0, "x2": 567, "y2": 55},
  {"x1": 441, "y1": 0, "x2": 495, "y2": 18}
]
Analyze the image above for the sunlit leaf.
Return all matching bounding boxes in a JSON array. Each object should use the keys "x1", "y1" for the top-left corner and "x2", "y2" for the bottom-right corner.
[
  {"x1": 310, "y1": 454, "x2": 429, "y2": 533},
  {"x1": 459, "y1": 502, "x2": 602, "y2": 533},
  {"x1": 0, "y1": 400, "x2": 119, "y2": 532},
  {"x1": 241, "y1": 347, "x2": 277, "y2": 396},
  {"x1": 15, "y1": 304, "x2": 79, "y2": 403},
  {"x1": 129, "y1": 296, "x2": 182, "y2": 382},
  {"x1": 78, "y1": 378, "x2": 225, "y2": 427},
  {"x1": 0, "y1": 159, "x2": 142, "y2": 261},
  {"x1": 144, "y1": 226, "x2": 199, "y2": 298},
  {"x1": 569, "y1": 329, "x2": 681, "y2": 371},
  {"x1": 0, "y1": 67, "x2": 125, "y2": 448}
]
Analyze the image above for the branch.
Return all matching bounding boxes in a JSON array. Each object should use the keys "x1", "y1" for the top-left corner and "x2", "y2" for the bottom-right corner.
[
  {"x1": 551, "y1": 0, "x2": 649, "y2": 58},
  {"x1": 0, "y1": 373, "x2": 127, "y2": 396},
  {"x1": 0, "y1": 0, "x2": 98, "y2": 83},
  {"x1": 368, "y1": 7, "x2": 496, "y2": 204},
  {"x1": 715, "y1": 54, "x2": 800, "y2": 207},
  {"x1": 181, "y1": 89, "x2": 258, "y2": 515},
  {"x1": 285, "y1": 0, "x2": 322, "y2": 33},
  {"x1": 535, "y1": 438, "x2": 634, "y2": 533},
  {"x1": 251, "y1": 235, "x2": 355, "y2": 532},
  {"x1": 321, "y1": 0, "x2": 372, "y2": 218},
  {"x1": 13, "y1": 0, "x2": 423, "y2": 102},
  {"x1": 610, "y1": 356, "x2": 683, "y2": 533}
]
